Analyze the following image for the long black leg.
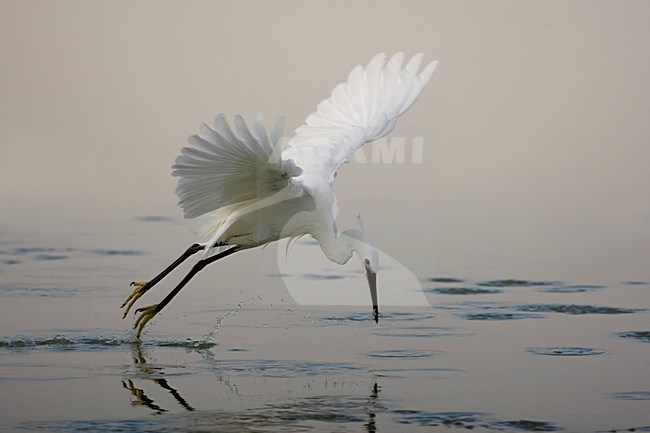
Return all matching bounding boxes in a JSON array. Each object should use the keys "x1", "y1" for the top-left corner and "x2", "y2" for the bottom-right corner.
[
  {"x1": 121, "y1": 243, "x2": 204, "y2": 317},
  {"x1": 133, "y1": 246, "x2": 239, "y2": 337}
]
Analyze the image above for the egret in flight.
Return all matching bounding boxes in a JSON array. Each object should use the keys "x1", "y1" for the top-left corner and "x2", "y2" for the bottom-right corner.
[{"x1": 122, "y1": 52, "x2": 438, "y2": 337}]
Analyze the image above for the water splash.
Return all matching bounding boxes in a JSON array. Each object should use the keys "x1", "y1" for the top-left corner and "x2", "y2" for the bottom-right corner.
[{"x1": 0, "y1": 334, "x2": 215, "y2": 350}]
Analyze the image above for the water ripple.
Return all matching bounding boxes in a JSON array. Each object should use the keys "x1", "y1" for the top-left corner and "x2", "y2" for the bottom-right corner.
[
  {"x1": 321, "y1": 311, "x2": 435, "y2": 324},
  {"x1": 477, "y1": 279, "x2": 562, "y2": 288},
  {"x1": 366, "y1": 349, "x2": 443, "y2": 359},
  {"x1": 214, "y1": 359, "x2": 368, "y2": 378},
  {"x1": 372, "y1": 326, "x2": 470, "y2": 338},
  {"x1": 91, "y1": 249, "x2": 148, "y2": 256},
  {"x1": 376, "y1": 367, "x2": 464, "y2": 380},
  {"x1": 611, "y1": 391, "x2": 650, "y2": 401},
  {"x1": 493, "y1": 419, "x2": 562, "y2": 431},
  {"x1": 538, "y1": 285, "x2": 606, "y2": 293},
  {"x1": 300, "y1": 273, "x2": 346, "y2": 280},
  {"x1": 616, "y1": 331, "x2": 650, "y2": 343},
  {"x1": 527, "y1": 347, "x2": 606, "y2": 356},
  {"x1": 393, "y1": 410, "x2": 486, "y2": 427},
  {"x1": 516, "y1": 304, "x2": 637, "y2": 315},
  {"x1": 429, "y1": 287, "x2": 501, "y2": 295},
  {"x1": 426, "y1": 277, "x2": 465, "y2": 283},
  {"x1": 462, "y1": 312, "x2": 545, "y2": 321},
  {"x1": 34, "y1": 254, "x2": 70, "y2": 261},
  {"x1": 392, "y1": 410, "x2": 562, "y2": 431},
  {"x1": 438, "y1": 301, "x2": 639, "y2": 316},
  {"x1": 0, "y1": 285, "x2": 81, "y2": 298}
]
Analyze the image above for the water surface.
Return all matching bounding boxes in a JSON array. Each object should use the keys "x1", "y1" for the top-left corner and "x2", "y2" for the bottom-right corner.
[{"x1": 1, "y1": 217, "x2": 648, "y2": 433}]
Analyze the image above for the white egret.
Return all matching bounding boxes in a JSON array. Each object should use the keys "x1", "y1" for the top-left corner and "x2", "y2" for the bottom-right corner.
[{"x1": 122, "y1": 52, "x2": 438, "y2": 337}]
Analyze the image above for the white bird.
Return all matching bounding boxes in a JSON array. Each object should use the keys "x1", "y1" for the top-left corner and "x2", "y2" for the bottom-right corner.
[{"x1": 122, "y1": 52, "x2": 438, "y2": 337}]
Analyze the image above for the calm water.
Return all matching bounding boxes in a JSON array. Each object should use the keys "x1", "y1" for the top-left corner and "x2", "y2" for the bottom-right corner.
[{"x1": 1, "y1": 216, "x2": 648, "y2": 433}]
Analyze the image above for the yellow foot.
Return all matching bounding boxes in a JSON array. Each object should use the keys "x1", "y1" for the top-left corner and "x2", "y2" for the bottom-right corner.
[
  {"x1": 121, "y1": 281, "x2": 149, "y2": 318},
  {"x1": 134, "y1": 304, "x2": 159, "y2": 338}
]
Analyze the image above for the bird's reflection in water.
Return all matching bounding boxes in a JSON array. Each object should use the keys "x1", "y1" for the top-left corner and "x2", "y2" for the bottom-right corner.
[
  {"x1": 121, "y1": 341, "x2": 195, "y2": 413},
  {"x1": 365, "y1": 381, "x2": 380, "y2": 433},
  {"x1": 122, "y1": 342, "x2": 382, "y2": 432},
  {"x1": 121, "y1": 379, "x2": 168, "y2": 413}
]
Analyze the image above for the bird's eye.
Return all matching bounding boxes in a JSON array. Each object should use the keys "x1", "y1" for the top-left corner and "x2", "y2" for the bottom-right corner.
[{"x1": 364, "y1": 259, "x2": 370, "y2": 267}]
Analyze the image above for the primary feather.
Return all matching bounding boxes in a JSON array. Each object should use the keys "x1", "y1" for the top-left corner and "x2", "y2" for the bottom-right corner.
[{"x1": 283, "y1": 52, "x2": 438, "y2": 183}]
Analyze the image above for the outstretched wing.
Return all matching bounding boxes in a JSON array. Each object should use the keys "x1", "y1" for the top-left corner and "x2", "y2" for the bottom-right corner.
[
  {"x1": 282, "y1": 52, "x2": 438, "y2": 183},
  {"x1": 172, "y1": 113, "x2": 303, "y2": 219}
]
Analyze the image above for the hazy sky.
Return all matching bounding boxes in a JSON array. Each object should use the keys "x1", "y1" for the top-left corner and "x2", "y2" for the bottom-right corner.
[{"x1": 1, "y1": 0, "x2": 649, "y2": 281}]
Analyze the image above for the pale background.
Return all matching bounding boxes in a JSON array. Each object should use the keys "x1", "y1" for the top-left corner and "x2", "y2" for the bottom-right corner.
[{"x1": 2, "y1": 0, "x2": 649, "y2": 283}]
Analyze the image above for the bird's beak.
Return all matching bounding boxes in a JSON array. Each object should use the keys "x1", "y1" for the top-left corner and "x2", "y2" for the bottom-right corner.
[{"x1": 366, "y1": 269, "x2": 379, "y2": 323}]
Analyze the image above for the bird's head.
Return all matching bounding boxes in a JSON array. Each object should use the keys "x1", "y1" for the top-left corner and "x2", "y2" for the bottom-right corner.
[{"x1": 343, "y1": 215, "x2": 380, "y2": 322}]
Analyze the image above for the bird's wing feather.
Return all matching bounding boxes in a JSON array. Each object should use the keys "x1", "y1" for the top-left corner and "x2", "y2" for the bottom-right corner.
[
  {"x1": 282, "y1": 53, "x2": 438, "y2": 182},
  {"x1": 172, "y1": 113, "x2": 303, "y2": 219}
]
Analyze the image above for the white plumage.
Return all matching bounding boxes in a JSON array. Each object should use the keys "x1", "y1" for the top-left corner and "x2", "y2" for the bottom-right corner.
[
  {"x1": 123, "y1": 52, "x2": 438, "y2": 337},
  {"x1": 284, "y1": 53, "x2": 438, "y2": 182},
  {"x1": 172, "y1": 52, "x2": 438, "y2": 252}
]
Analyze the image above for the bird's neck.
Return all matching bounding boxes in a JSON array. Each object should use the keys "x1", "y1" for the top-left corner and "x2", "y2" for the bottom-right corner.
[{"x1": 317, "y1": 229, "x2": 362, "y2": 265}]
